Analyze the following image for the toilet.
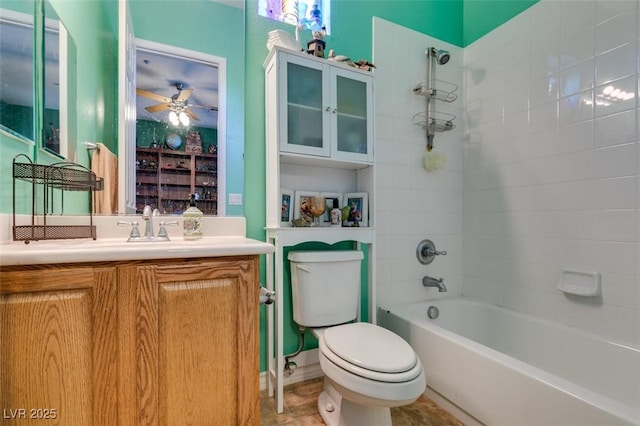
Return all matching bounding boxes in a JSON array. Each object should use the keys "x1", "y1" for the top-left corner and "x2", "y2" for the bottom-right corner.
[{"x1": 288, "y1": 250, "x2": 426, "y2": 426}]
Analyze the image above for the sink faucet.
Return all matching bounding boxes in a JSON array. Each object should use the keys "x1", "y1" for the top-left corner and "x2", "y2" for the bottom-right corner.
[
  {"x1": 423, "y1": 275, "x2": 447, "y2": 292},
  {"x1": 118, "y1": 206, "x2": 176, "y2": 242},
  {"x1": 142, "y1": 205, "x2": 155, "y2": 238}
]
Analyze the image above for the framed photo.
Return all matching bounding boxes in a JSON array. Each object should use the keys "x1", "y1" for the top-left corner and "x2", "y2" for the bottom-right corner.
[
  {"x1": 280, "y1": 188, "x2": 294, "y2": 226},
  {"x1": 344, "y1": 192, "x2": 368, "y2": 227},
  {"x1": 320, "y1": 192, "x2": 342, "y2": 225},
  {"x1": 293, "y1": 191, "x2": 320, "y2": 221}
]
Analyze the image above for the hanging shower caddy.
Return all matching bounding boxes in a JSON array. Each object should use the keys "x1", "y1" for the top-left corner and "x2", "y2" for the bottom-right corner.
[
  {"x1": 413, "y1": 47, "x2": 457, "y2": 151},
  {"x1": 12, "y1": 154, "x2": 103, "y2": 243}
]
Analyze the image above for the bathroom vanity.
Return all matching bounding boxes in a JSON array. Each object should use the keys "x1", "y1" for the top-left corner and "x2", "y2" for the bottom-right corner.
[{"x1": 0, "y1": 218, "x2": 273, "y2": 425}]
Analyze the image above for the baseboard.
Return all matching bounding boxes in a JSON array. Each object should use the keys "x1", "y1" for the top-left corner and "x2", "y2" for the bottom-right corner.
[{"x1": 260, "y1": 348, "x2": 324, "y2": 391}]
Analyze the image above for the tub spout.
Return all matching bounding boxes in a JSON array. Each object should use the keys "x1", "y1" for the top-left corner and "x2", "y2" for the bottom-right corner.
[{"x1": 423, "y1": 275, "x2": 447, "y2": 292}]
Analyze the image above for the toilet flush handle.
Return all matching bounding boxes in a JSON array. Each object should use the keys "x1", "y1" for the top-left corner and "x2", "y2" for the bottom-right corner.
[{"x1": 296, "y1": 265, "x2": 311, "y2": 273}]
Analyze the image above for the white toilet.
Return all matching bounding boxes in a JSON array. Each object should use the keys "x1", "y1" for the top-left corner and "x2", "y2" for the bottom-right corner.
[{"x1": 288, "y1": 250, "x2": 426, "y2": 426}]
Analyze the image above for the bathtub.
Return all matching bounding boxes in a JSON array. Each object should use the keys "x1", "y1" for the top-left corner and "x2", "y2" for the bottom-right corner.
[{"x1": 378, "y1": 297, "x2": 640, "y2": 426}]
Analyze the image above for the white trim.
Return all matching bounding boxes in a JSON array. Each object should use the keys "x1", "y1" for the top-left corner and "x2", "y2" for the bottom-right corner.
[
  {"x1": 57, "y1": 24, "x2": 69, "y2": 160},
  {"x1": 0, "y1": 9, "x2": 32, "y2": 27}
]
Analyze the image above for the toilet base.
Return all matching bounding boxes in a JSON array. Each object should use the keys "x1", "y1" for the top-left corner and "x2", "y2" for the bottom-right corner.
[{"x1": 317, "y1": 378, "x2": 392, "y2": 426}]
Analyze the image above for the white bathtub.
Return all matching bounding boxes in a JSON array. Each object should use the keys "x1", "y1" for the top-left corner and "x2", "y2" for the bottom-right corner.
[{"x1": 378, "y1": 297, "x2": 640, "y2": 426}]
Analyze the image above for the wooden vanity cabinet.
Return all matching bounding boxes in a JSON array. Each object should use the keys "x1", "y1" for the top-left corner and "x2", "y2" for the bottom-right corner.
[
  {"x1": 0, "y1": 263, "x2": 119, "y2": 425},
  {"x1": 0, "y1": 255, "x2": 260, "y2": 426},
  {"x1": 118, "y1": 256, "x2": 260, "y2": 426}
]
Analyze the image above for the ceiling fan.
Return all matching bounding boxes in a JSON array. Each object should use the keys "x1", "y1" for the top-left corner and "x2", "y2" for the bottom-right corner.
[{"x1": 136, "y1": 82, "x2": 217, "y2": 126}]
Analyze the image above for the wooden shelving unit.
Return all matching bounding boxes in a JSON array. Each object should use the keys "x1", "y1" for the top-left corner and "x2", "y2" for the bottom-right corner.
[{"x1": 135, "y1": 148, "x2": 217, "y2": 215}]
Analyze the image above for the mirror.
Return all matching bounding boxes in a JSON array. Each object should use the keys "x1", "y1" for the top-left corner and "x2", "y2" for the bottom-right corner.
[
  {"x1": 121, "y1": 0, "x2": 245, "y2": 216},
  {"x1": 134, "y1": 43, "x2": 223, "y2": 215},
  {"x1": 0, "y1": 0, "x2": 245, "y2": 217},
  {"x1": 0, "y1": 0, "x2": 70, "y2": 157},
  {"x1": 42, "y1": 0, "x2": 65, "y2": 156},
  {"x1": 0, "y1": 3, "x2": 35, "y2": 141}
]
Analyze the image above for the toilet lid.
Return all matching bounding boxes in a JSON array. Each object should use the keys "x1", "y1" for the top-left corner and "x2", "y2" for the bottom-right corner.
[{"x1": 323, "y1": 322, "x2": 417, "y2": 374}]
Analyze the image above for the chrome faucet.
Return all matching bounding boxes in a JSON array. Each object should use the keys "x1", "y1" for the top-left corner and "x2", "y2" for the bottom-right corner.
[
  {"x1": 142, "y1": 205, "x2": 156, "y2": 238},
  {"x1": 118, "y1": 205, "x2": 177, "y2": 242},
  {"x1": 422, "y1": 275, "x2": 447, "y2": 292}
]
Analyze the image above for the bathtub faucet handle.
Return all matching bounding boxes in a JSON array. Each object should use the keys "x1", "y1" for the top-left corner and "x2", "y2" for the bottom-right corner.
[
  {"x1": 426, "y1": 248, "x2": 447, "y2": 256},
  {"x1": 416, "y1": 239, "x2": 447, "y2": 265}
]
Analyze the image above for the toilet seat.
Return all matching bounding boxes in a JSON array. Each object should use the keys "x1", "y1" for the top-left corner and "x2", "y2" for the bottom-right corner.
[{"x1": 320, "y1": 322, "x2": 423, "y2": 383}]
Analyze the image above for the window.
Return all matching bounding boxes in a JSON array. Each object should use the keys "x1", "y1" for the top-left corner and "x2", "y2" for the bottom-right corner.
[{"x1": 258, "y1": 0, "x2": 331, "y2": 34}]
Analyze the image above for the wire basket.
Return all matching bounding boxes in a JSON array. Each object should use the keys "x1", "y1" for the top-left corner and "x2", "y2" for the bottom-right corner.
[{"x1": 12, "y1": 155, "x2": 102, "y2": 243}]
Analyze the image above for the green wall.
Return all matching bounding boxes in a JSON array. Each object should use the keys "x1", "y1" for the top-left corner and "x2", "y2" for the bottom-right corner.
[{"x1": 136, "y1": 120, "x2": 218, "y2": 153}]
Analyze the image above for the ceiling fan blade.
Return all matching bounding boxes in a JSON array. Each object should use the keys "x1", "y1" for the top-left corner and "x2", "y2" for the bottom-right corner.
[
  {"x1": 190, "y1": 104, "x2": 218, "y2": 111},
  {"x1": 176, "y1": 88, "x2": 193, "y2": 102},
  {"x1": 185, "y1": 107, "x2": 200, "y2": 121},
  {"x1": 145, "y1": 103, "x2": 170, "y2": 113},
  {"x1": 137, "y1": 88, "x2": 171, "y2": 103}
]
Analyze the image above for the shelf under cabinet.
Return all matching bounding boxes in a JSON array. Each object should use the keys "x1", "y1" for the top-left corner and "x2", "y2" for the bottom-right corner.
[
  {"x1": 279, "y1": 152, "x2": 372, "y2": 169},
  {"x1": 266, "y1": 226, "x2": 375, "y2": 246}
]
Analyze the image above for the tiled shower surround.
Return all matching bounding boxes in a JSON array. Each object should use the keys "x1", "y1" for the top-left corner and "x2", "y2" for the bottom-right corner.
[{"x1": 374, "y1": 0, "x2": 640, "y2": 346}]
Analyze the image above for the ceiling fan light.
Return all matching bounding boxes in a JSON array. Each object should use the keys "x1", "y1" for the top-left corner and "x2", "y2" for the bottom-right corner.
[
  {"x1": 169, "y1": 110, "x2": 179, "y2": 126},
  {"x1": 179, "y1": 111, "x2": 190, "y2": 126}
]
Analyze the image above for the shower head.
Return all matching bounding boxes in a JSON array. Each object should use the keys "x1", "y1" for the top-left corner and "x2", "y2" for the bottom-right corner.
[
  {"x1": 428, "y1": 47, "x2": 450, "y2": 65},
  {"x1": 437, "y1": 50, "x2": 450, "y2": 65}
]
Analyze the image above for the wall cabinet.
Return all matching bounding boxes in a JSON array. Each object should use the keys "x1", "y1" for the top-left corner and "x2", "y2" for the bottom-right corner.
[
  {"x1": 1, "y1": 256, "x2": 259, "y2": 426},
  {"x1": 269, "y1": 47, "x2": 373, "y2": 163},
  {"x1": 136, "y1": 148, "x2": 217, "y2": 215},
  {"x1": 263, "y1": 47, "x2": 376, "y2": 413}
]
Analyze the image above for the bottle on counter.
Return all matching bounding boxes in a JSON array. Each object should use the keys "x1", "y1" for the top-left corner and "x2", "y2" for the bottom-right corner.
[{"x1": 183, "y1": 194, "x2": 203, "y2": 240}]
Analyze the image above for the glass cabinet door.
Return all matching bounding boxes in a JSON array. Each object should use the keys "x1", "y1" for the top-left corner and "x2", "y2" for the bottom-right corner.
[
  {"x1": 279, "y1": 54, "x2": 330, "y2": 156},
  {"x1": 331, "y1": 68, "x2": 373, "y2": 162}
]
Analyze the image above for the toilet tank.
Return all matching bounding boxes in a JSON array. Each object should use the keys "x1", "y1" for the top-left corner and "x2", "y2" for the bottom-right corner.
[{"x1": 288, "y1": 250, "x2": 364, "y2": 327}]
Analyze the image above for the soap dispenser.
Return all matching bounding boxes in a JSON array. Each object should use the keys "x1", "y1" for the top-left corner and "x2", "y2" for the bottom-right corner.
[{"x1": 183, "y1": 194, "x2": 203, "y2": 240}]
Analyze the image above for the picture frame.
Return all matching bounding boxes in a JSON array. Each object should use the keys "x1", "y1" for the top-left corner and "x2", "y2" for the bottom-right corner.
[
  {"x1": 293, "y1": 191, "x2": 320, "y2": 222},
  {"x1": 320, "y1": 192, "x2": 342, "y2": 225},
  {"x1": 280, "y1": 188, "x2": 294, "y2": 226},
  {"x1": 343, "y1": 192, "x2": 368, "y2": 227}
]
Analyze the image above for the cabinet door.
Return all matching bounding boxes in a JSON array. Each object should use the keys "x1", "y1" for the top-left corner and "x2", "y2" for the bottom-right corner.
[
  {"x1": 278, "y1": 53, "x2": 330, "y2": 157},
  {"x1": 0, "y1": 265, "x2": 118, "y2": 425},
  {"x1": 330, "y1": 67, "x2": 374, "y2": 162},
  {"x1": 119, "y1": 257, "x2": 259, "y2": 426}
]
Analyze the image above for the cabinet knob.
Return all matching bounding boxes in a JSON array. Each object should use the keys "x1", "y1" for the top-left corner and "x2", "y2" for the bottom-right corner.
[
  {"x1": 325, "y1": 106, "x2": 331, "y2": 112},
  {"x1": 332, "y1": 108, "x2": 337, "y2": 113}
]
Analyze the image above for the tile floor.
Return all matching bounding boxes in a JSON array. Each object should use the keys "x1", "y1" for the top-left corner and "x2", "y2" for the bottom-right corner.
[{"x1": 260, "y1": 377, "x2": 465, "y2": 425}]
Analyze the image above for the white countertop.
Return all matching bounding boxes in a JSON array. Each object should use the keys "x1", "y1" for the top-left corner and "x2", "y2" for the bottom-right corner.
[
  {"x1": 0, "y1": 236, "x2": 274, "y2": 266},
  {"x1": 0, "y1": 215, "x2": 274, "y2": 266}
]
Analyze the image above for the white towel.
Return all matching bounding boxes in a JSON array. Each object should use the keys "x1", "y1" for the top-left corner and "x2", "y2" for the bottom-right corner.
[{"x1": 91, "y1": 143, "x2": 118, "y2": 214}]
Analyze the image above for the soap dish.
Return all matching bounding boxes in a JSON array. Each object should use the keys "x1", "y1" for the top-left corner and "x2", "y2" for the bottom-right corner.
[{"x1": 557, "y1": 268, "x2": 601, "y2": 297}]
